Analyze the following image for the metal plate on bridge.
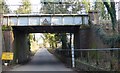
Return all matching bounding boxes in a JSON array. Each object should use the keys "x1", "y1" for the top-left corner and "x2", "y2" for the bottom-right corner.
[{"x1": 1, "y1": 52, "x2": 14, "y2": 60}]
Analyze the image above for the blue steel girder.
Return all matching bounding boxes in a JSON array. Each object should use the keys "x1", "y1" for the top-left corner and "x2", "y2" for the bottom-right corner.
[{"x1": 3, "y1": 14, "x2": 89, "y2": 26}]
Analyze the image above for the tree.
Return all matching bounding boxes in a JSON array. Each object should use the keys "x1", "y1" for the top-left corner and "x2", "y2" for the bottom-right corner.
[
  {"x1": 95, "y1": 0, "x2": 110, "y2": 20},
  {"x1": 102, "y1": 0, "x2": 116, "y2": 31},
  {"x1": 81, "y1": 0, "x2": 90, "y2": 13},
  {"x1": 40, "y1": 1, "x2": 70, "y2": 14},
  {"x1": 0, "y1": 0, "x2": 10, "y2": 14},
  {"x1": 40, "y1": 0, "x2": 91, "y2": 14},
  {"x1": 42, "y1": 33, "x2": 60, "y2": 48},
  {"x1": 94, "y1": 0, "x2": 116, "y2": 31},
  {"x1": 15, "y1": 0, "x2": 31, "y2": 14}
]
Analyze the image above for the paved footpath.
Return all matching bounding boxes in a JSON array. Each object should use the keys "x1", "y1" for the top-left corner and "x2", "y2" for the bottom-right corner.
[{"x1": 6, "y1": 48, "x2": 76, "y2": 72}]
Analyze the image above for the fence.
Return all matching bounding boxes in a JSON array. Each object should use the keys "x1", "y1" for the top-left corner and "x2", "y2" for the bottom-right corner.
[{"x1": 56, "y1": 48, "x2": 119, "y2": 71}]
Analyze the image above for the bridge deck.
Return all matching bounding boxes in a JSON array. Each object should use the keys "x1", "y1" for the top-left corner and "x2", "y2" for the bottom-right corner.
[
  {"x1": 3, "y1": 14, "x2": 88, "y2": 17},
  {"x1": 3, "y1": 14, "x2": 89, "y2": 26}
]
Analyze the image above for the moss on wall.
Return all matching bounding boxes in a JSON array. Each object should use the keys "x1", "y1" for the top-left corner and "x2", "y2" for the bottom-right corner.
[
  {"x1": 90, "y1": 42, "x2": 97, "y2": 49},
  {"x1": 2, "y1": 25, "x2": 12, "y2": 31},
  {"x1": 93, "y1": 25, "x2": 120, "y2": 48},
  {"x1": 80, "y1": 24, "x2": 90, "y2": 29}
]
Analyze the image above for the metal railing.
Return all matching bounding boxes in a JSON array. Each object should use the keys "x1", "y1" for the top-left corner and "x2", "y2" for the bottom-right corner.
[{"x1": 56, "y1": 48, "x2": 120, "y2": 71}]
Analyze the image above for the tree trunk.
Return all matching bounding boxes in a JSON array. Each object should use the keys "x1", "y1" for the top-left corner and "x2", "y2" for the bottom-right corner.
[{"x1": 103, "y1": 1, "x2": 116, "y2": 31}]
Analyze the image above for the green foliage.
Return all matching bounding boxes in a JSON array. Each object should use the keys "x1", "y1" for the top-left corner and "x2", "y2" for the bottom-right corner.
[
  {"x1": 41, "y1": 2, "x2": 69, "y2": 14},
  {"x1": 95, "y1": 0, "x2": 111, "y2": 20},
  {"x1": 14, "y1": 0, "x2": 31, "y2": 14},
  {"x1": 102, "y1": 0, "x2": 116, "y2": 31},
  {"x1": 80, "y1": 24, "x2": 90, "y2": 29},
  {"x1": 42, "y1": 33, "x2": 68, "y2": 49},
  {"x1": 90, "y1": 42, "x2": 97, "y2": 49},
  {"x1": 42, "y1": 33, "x2": 61, "y2": 48},
  {"x1": 0, "y1": 0, "x2": 10, "y2": 13},
  {"x1": 2, "y1": 25, "x2": 12, "y2": 31},
  {"x1": 89, "y1": 51, "x2": 98, "y2": 59},
  {"x1": 94, "y1": 0, "x2": 116, "y2": 31},
  {"x1": 29, "y1": 34, "x2": 34, "y2": 40},
  {"x1": 40, "y1": 0, "x2": 91, "y2": 14},
  {"x1": 81, "y1": 0, "x2": 90, "y2": 12},
  {"x1": 93, "y1": 26, "x2": 120, "y2": 47}
]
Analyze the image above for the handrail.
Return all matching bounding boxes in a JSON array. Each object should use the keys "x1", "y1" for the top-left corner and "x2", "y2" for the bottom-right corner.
[
  {"x1": 57, "y1": 48, "x2": 120, "y2": 51},
  {"x1": 3, "y1": 14, "x2": 89, "y2": 17}
]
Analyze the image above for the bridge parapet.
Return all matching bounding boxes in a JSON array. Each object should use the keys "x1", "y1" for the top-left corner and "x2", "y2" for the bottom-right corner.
[{"x1": 3, "y1": 14, "x2": 89, "y2": 26}]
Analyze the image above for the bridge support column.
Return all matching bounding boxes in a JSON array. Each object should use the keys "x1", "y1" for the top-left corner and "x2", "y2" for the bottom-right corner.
[
  {"x1": 13, "y1": 31, "x2": 30, "y2": 64},
  {"x1": 74, "y1": 30, "x2": 80, "y2": 49},
  {"x1": 74, "y1": 30, "x2": 81, "y2": 68},
  {"x1": 74, "y1": 28, "x2": 91, "y2": 49},
  {"x1": 74, "y1": 28, "x2": 90, "y2": 53},
  {"x1": 79, "y1": 29, "x2": 90, "y2": 49}
]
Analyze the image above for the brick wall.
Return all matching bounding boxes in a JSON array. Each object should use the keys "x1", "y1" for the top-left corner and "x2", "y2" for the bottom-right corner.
[
  {"x1": 79, "y1": 27, "x2": 109, "y2": 49},
  {"x1": 89, "y1": 27, "x2": 109, "y2": 48},
  {"x1": 79, "y1": 29, "x2": 90, "y2": 49},
  {"x1": 2, "y1": 31, "x2": 14, "y2": 52}
]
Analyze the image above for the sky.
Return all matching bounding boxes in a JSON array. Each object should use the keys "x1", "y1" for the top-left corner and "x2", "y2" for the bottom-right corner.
[
  {"x1": 5, "y1": 0, "x2": 120, "y2": 5},
  {"x1": 5, "y1": 0, "x2": 42, "y2": 13},
  {"x1": 5, "y1": 0, "x2": 40, "y2": 5},
  {"x1": 5, "y1": 0, "x2": 120, "y2": 9},
  {"x1": 4, "y1": 0, "x2": 120, "y2": 19}
]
